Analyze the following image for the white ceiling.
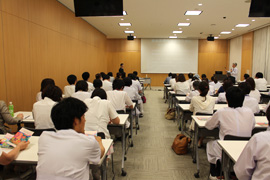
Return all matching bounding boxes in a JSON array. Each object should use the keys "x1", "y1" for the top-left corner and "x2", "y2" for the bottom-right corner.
[{"x1": 57, "y1": 0, "x2": 270, "y2": 39}]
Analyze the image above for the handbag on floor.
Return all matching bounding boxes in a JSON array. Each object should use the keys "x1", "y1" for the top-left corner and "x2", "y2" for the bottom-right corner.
[
  {"x1": 165, "y1": 108, "x2": 175, "y2": 120},
  {"x1": 172, "y1": 134, "x2": 191, "y2": 155}
]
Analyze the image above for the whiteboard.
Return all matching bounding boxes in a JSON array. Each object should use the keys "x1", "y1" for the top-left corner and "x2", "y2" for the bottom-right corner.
[{"x1": 141, "y1": 39, "x2": 198, "y2": 73}]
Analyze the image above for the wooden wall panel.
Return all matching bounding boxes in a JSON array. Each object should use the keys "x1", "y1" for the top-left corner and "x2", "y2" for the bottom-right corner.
[
  {"x1": 0, "y1": 11, "x2": 7, "y2": 102},
  {"x1": 1, "y1": 0, "x2": 29, "y2": 19},
  {"x1": 241, "y1": 32, "x2": 253, "y2": 80}
]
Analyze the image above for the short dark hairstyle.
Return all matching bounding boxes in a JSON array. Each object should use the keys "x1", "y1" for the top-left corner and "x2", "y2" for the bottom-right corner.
[
  {"x1": 123, "y1": 77, "x2": 132, "y2": 86},
  {"x1": 95, "y1": 73, "x2": 101, "y2": 79},
  {"x1": 211, "y1": 76, "x2": 218, "y2": 83},
  {"x1": 67, "y1": 74, "x2": 77, "y2": 85},
  {"x1": 116, "y1": 72, "x2": 122, "y2": 79},
  {"x1": 198, "y1": 81, "x2": 209, "y2": 97},
  {"x1": 91, "y1": 88, "x2": 107, "y2": 100},
  {"x1": 201, "y1": 74, "x2": 207, "y2": 79},
  {"x1": 100, "y1": 72, "x2": 106, "y2": 79},
  {"x1": 255, "y1": 72, "x2": 263, "y2": 78},
  {"x1": 177, "y1": 74, "x2": 186, "y2": 82},
  {"x1": 120, "y1": 63, "x2": 123, "y2": 66},
  {"x1": 172, "y1": 74, "x2": 177, "y2": 79},
  {"x1": 40, "y1": 78, "x2": 55, "y2": 91},
  {"x1": 133, "y1": 71, "x2": 138, "y2": 76},
  {"x1": 188, "y1": 73, "x2": 193, "y2": 79},
  {"x1": 108, "y1": 72, "x2": 113, "y2": 77},
  {"x1": 244, "y1": 73, "x2": 250, "y2": 80},
  {"x1": 168, "y1": 72, "x2": 172, "y2": 77},
  {"x1": 103, "y1": 74, "x2": 110, "y2": 80},
  {"x1": 246, "y1": 77, "x2": 255, "y2": 90},
  {"x1": 42, "y1": 85, "x2": 62, "y2": 102},
  {"x1": 82, "y1": 72, "x2": 90, "y2": 81},
  {"x1": 266, "y1": 106, "x2": 270, "y2": 125},
  {"x1": 93, "y1": 79, "x2": 103, "y2": 88},
  {"x1": 128, "y1": 73, "x2": 136, "y2": 80},
  {"x1": 226, "y1": 87, "x2": 245, "y2": 108},
  {"x1": 75, "y1": 80, "x2": 88, "y2": 92},
  {"x1": 223, "y1": 80, "x2": 233, "y2": 92},
  {"x1": 113, "y1": 79, "x2": 124, "y2": 90},
  {"x1": 193, "y1": 81, "x2": 200, "y2": 90},
  {"x1": 51, "y1": 97, "x2": 88, "y2": 130},
  {"x1": 239, "y1": 82, "x2": 251, "y2": 95}
]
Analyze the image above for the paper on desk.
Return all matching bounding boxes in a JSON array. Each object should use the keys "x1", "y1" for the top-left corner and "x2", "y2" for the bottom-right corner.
[
  {"x1": 257, "y1": 123, "x2": 268, "y2": 127},
  {"x1": 197, "y1": 117, "x2": 211, "y2": 121},
  {"x1": 24, "y1": 115, "x2": 33, "y2": 119}
]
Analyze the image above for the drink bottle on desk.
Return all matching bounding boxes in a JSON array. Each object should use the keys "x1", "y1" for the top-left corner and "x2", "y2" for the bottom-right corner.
[{"x1": 9, "y1": 102, "x2": 14, "y2": 117}]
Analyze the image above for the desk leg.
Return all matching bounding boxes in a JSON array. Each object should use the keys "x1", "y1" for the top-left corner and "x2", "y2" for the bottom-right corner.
[
  {"x1": 180, "y1": 109, "x2": 184, "y2": 133},
  {"x1": 100, "y1": 155, "x2": 107, "y2": 180},
  {"x1": 222, "y1": 150, "x2": 230, "y2": 180},
  {"x1": 121, "y1": 125, "x2": 127, "y2": 176},
  {"x1": 163, "y1": 86, "x2": 166, "y2": 99},
  {"x1": 129, "y1": 111, "x2": 134, "y2": 147},
  {"x1": 194, "y1": 123, "x2": 200, "y2": 178}
]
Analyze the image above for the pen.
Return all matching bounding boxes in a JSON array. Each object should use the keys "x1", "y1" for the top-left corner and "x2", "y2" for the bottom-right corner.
[{"x1": 24, "y1": 115, "x2": 30, "y2": 119}]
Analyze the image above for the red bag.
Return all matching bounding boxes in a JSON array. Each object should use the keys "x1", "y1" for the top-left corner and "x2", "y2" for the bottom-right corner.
[{"x1": 141, "y1": 96, "x2": 146, "y2": 103}]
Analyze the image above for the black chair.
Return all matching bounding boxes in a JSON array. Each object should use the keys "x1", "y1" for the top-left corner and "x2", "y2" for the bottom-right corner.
[
  {"x1": 97, "y1": 132, "x2": 105, "y2": 139},
  {"x1": 217, "y1": 102, "x2": 227, "y2": 104},
  {"x1": 195, "y1": 112, "x2": 213, "y2": 116},
  {"x1": 24, "y1": 128, "x2": 55, "y2": 136},
  {"x1": 224, "y1": 134, "x2": 250, "y2": 141}
]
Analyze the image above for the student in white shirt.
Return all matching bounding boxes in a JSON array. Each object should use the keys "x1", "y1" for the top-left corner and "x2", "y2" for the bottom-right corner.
[
  {"x1": 128, "y1": 73, "x2": 143, "y2": 94},
  {"x1": 254, "y1": 72, "x2": 268, "y2": 91},
  {"x1": 234, "y1": 106, "x2": 270, "y2": 180},
  {"x1": 82, "y1": 72, "x2": 94, "y2": 92},
  {"x1": 93, "y1": 79, "x2": 103, "y2": 89},
  {"x1": 71, "y1": 80, "x2": 92, "y2": 101},
  {"x1": 185, "y1": 81, "x2": 200, "y2": 102},
  {"x1": 108, "y1": 72, "x2": 115, "y2": 83},
  {"x1": 209, "y1": 76, "x2": 222, "y2": 93},
  {"x1": 246, "y1": 77, "x2": 261, "y2": 103},
  {"x1": 169, "y1": 74, "x2": 177, "y2": 90},
  {"x1": 205, "y1": 86, "x2": 255, "y2": 179},
  {"x1": 174, "y1": 74, "x2": 190, "y2": 95},
  {"x1": 243, "y1": 73, "x2": 250, "y2": 81},
  {"x1": 230, "y1": 62, "x2": 238, "y2": 80},
  {"x1": 33, "y1": 85, "x2": 62, "y2": 129},
  {"x1": 64, "y1": 74, "x2": 77, "y2": 97},
  {"x1": 36, "y1": 78, "x2": 55, "y2": 102},
  {"x1": 36, "y1": 97, "x2": 105, "y2": 180},
  {"x1": 102, "y1": 75, "x2": 113, "y2": 91},
  {"x1": 187, "y1": 73, "x2": 193, "y2": 86},
  {"x1": 239, "y1": 82, "x2": 260, "y2": 114},
  {"x1": 216, "y1": 79, "x2": 233, "y2": 103},
  {"x1": 95, "y1": 73, "x2": 103, "y2": 81}
]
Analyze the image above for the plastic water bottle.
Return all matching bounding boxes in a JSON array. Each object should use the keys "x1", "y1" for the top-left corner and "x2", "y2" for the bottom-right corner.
[{"x1": 9, "y1": 102, "x2": 14, "y2": 117}]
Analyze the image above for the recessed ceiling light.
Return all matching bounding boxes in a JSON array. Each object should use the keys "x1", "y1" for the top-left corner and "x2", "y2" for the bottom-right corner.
[
  {"x1": 186, "y1": 19, "x2": 190, "y2": 21},
  {"x1": 220, "y1": 31, "x2": 231, "y2": 34},
  {"x1": 214, "y1": 37, "x2": 219, "y2": 39},
  {"x1": 121, "y1": 19, "x2": 124, "y2": 21},
  {"x1": 179, "y1": 28, "x2": 182, "y2": 30},
  {"x1": 232, "y1": 29, "x2": 235, "y2": 30},
  {"x1": 252, "y1": 19, "x2": 255, "y2": 22},
  {"x1": 119, "y1": 23, "x2": 131, "y2": 26},
  {"x1": 169, "y1": 36, "x2": 177, "y2": 38},
  {"x1": 219, "y1": 35, "x2": 221, "y2": 36},
  {"x1": 123, "y1": 11, "x2": 127, "y2": 16},
  {"x1": 178, "y1": 23, "x2": 190, "y2": 26},
  {"x1": 198, "y1": 3, "x2": 203, "y2": 6},
  {"x1": 185, "y1": 11, "x2": 202, "y2": 15},
  {"x1": 235, "y1": 24, "x2": 250, "y2": 27},
  {"x1": 126, "y1": 28, "x2": 129, "y2": 29},
  {"x1": 134, "y1": 36, "x2": 136, "y2": 38},
  {"x1": 124, "y1": 31, "x2": 134, "y2": 33},
  {"x1": 173, "y1": 31, "x2": 183, "y2": 33}
]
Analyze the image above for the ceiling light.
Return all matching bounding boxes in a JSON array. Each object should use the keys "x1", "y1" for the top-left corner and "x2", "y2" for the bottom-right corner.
[
  {"x1": 186, "y1": 19, "x2": 190, "y2": 21},
  {"x1": 126, "y1": 28, "x2": 129, "y2": 29},
  {"x1": 198, "y1": 3, "x2": 203, "y2": 6},
  {"x1": 214, "y1": 37, "x2": 219, "y2": 39},
  {"x1": 235, "y1": 24, "x2": 250, "y2": 27},
  {"x1": 119, "y1": 23, "x2": 131, "y2": 26},
  {"x1": 134, "y1": 36, "x2": 136, "y2": 38},
  {"x1": 123, "y1": 11, "x2": 127, "y2": 15},
  {"x1": 232, "y1": 29, "x2": 235, "y2": 30},
  {"x1": 169, "y1": 36, "x2": 177, "y2": 38},
  {"x1": 178, "y1": 23, "x2": 190, "y2": 26},
  {"x1": 219, "y1": 35, "x2": 221, "y2": 36},
  {"x1": 252, "y1": 19, "x2": 255, "y2": 21},
  {"x1": 185, "y1": 11, "x2": 202, "y2": 15},
  {"x1": 121, "y1": 19, "x2": 124, "y2": 21},
  {"x1": 179, "y1": 28, "x2": 182, "y2": 30},
  {"x1": 173, "y1": 31, "x2": 183, "y2": 33},
  {"x1": 124, "y1": 31, "x2": 134, "y2": 33},
  {"x1": 220, "y1": 31, "x2": 231, "y2": 34}
]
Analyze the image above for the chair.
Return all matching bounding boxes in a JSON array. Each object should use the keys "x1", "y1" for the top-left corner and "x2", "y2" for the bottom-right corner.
[
  {"x1": 97, "y1": 132, "x2": 105, "y2": 139},
  {"x1": 195, "y1": 112, "x2": 213, "y2": 116},
  {"x1": 24, "y1": 128, "x2": 55, "y2": 136},
  {"x1": 217, "y1": 102, "x2": 227, "y2": 104},
  {"x1": 224, "y1": 135, "x2": 250, "y2": 141}
]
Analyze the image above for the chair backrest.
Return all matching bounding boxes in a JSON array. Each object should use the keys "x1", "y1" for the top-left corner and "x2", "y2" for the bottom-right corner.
[
  {"x1": 97, "y1": 132, "x2": 105, "y2": 139},
  {"x1": 175, "y1": 94, "x2": 186, "y2": 97},
  {"x1": 224, "y1": 135, "x2": 250, "y2": 141},
  {"x1": 195, "y1": 112, "x2": 213, "y2": 116},
  {"x1": 217, "y1": 102, "x2": 227, "y2": 104},
  {"x1": 117, "y1": 110, "x2": 126, "y2": 114},
  {"x1": 25, "y1": 128, "x2": 56, "y2": 136}
]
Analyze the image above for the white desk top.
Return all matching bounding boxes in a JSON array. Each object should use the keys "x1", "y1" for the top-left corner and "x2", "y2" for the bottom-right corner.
[
  {"x1": 192, "y1": 115, "x2": 268, "y2": 128},
  {"x1": 167, "y1": 87, "x2": 173, "y2": 90},
  {"x1": 164, "y1": 84, "x2": 171, "y2": 87},
  {"x1": 169, "y1": 91, "x2": 175, "y2": 94},
  {"x1": 0, "y1": 135, "x2": 113, "y2": 165},
  {"x1": 217, "y1": 140, "x2": 248, "y2": 163},
  {"x1": 176, "y1": 96, "x2": 218, "y2": 102},
  {"x1": 261, "y1": 92, "x2": 270, "y2": 96},
  {"x1": 118, "y1": 114, "x2": 129, "y2": 125},
  {"x1": 179, "y1": 104, "x2": 265, "y2": 111},
  {"x1": 14, "y1": 111, "x2": 34, "y2": 123}
]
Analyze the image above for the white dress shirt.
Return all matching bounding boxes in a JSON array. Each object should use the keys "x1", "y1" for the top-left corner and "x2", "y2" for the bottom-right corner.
[
  {"x1": 84, "y1": 97, "x2": 118, "y2": 139},
  {"x1": 217, "y1": 92, "x2": 226, "y2": 103},
  {"x1": 205, "y1": 107, "x2": 255, "y2": 164},
  {"x1": 243, "y1": 95, "x2": 260, "y2": 114},
  {"x1": 123, "y1": 86, "x2": 141, "y2": 100},
  {"x1": 174, "y1": 81, "x2": 190, "y2": 95},
  {"x1": 87, "y1": 82, "x2": 94, "y2": 92},
  {"x1": 190, "y1": 96, "x2": 216, "y2": 115},
  {"x1": 231, "y1": 67, "x2": 238, "y2": 79},
  {"x1": 102, "y1": 80, "x2": 113, "y2": 91},
  {"x1": 249, "y1": 89, "x2": 261, "y2": 103},
  {"x1": 36, "y1": 129, "x2": 100, "y2": 180},
  {"x1": 36, "y1": 92, "x2": 42, "y2": 102},
  {"x1": 64, "y1": 85, "x2": 75, "y2": 97},
  {"x1": 109, "y1": 77, "x2": 115, "y2": 83},
  {"x1": 254, "y1": 78, "x2": 267, "y2": 91},
  {"x1": 185, "y1": 90, "x2": 200, "y2": 102},
  {"x1": 169, "y1": 78, "x2": 176, "y2": 90},
  {"x1": 234, "y1": 128, "x2": 270, "y2": 180},
  {"x1": 33, "y1": 97, "x2": 56, "y2": 129},
  {"x1": 131, "y1": 80, "x2": 142, "y2": 93},
  {"x1": 106, "y1": 90, "x2": 133, "y2": 111},
  {"x1": 71, "y1": 91, "x2": 92, "y2": 102}
]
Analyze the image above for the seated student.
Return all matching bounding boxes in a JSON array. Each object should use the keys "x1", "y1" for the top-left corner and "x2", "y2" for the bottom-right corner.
[
  {"x1": 133, "y1": 71, "x2": 140, "y2": 81},
  {"x1": 115, "y1": 72, "x2": 122, "y2": 80},
  {"x1": 82, "y1": 72, "x2": 94, "y2": 92},
  {"x1": 201, "y1": 74, "x2": 207, "y2": 81},
  {"x1": 33, "y1": 85, "x2": 62, "y2": 129},
  {"x1": 71, "y1": 80, "x2": 92, "y2": 101},
  {"x1": 169, "y1": 74, "x2": 177, "y2": 90},
  {"x1": 36, "y1": 97, "x2": 105, "y2": 180},
  {"x1": 174, "y1": 74, "x2": 190, "y2": 95},
  {"x1": 205, "y1": 86, "x2": 255, "y2": 179},
  {"x1": 108, "y1": 72, "x2": 114, "y2": 83},
  {"x1": 246, "y1": 77, "x2": 261, "y2": 103},
  {"x1": 64, "y1": 74, "x2": 77, "y2": 97},
  {"x1": 187, "y1": 73, "x2": 193, "y2": 85},
  {"x1": 101, "y1": 75, "x2": 113, "y2": 91},
  {"x1": 243, "y1": 73, "x2": 250, "y2": 81},
  {"x1": 239, "y1": 82, "x2": 260, "y2": 114},
  {"x1": 106, "y1": 79, "x2": 133, "y2": 112},
  {"x1": 209, "y1": 76, "x2": 222, "y2": 93},
  {"x1": 36, "y1": 78, "x2": 55, "y2": 102},
  {"x1": 190, "y1": 74, "x2": 201, "y2": 90},
  {"x1": 227, "y1": 72, "x2": 236, "y2": 84},
  {"x1": 164, "y1": 73, "x2": 172, "y2": 84},
  {"x1": 254, "y1": 72, "x2": 268, "y2": 91},
  {"x1": 128, "y1": 73, "x2": 142, "y2": 94},
  {"x1": 216, "y1": 80, "x2": 233, "y2": 103},
  {"x1": 0, "y1": 101, "x2": 24, "y2": 134},
  {"x1": 202, "y1": 78, "x2": 215, "y2": 96},
  {"x1": 234, "y1": 106, "x2": 270, "y2": 180},
  {"x1": 185, "y1": 81, "x2": 200, "y2": 102},
  {"x1": 100, "y1": 72, "x2": 106, "y2": 80},
  {"x1": 84, "y1": 88, "x2": 120, "y2": 139},
  {"x1": 95, "y1": 73, "x2": 102, "y2": 81}
]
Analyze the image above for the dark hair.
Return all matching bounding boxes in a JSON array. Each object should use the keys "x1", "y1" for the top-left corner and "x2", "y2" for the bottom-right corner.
[
  {"x1": 193, "y1": 81, "x2": 200, "y2": 90},
  {"x1": 211, "y1": 76, "x2": 218, "y2": 83},
  {"x1": 120, "y1": 63, "x2": 123, "y2": 66},
  {"x1": 244, "y1": 73, "x2": 250, "y2": 80},
  {"x1": 246, "y1": 77, "x2": 255, "y2": 90},
  {"x1": 226, "y1": 87, "x2": 245, "y2": 108},
  {"x1": 42, "y1": 85, "x2": 62, "y2": 102},
  {"x1": 67, "y1": 74, "x2": 77, "y2": 85},
  {"x1": 266, "y1": 106, "x2": 270, "y2": 124},
  {"x1": 51, "y1": 97, "x2": 88, "y2": 130},
  {"x1": 100, "y1": 72, "x2": 106, "y2": 79},
  {"x1": 128, "y1": 73, "x2": 136, "y2": 80},
  {"x1": 116, "y1": 72, "x2": 122, "y2": 79},
  {"x1": 202, "y1": 77, "x2": 209, "y2": 83},
  {"x1": 223, "y1": 80, "x2": 233, "y2": 92},
  {"x1": 95, "y1": 73, "x2": 101, "y2": 80},
  {"x1": 93, "y1": 79, "x2": 102, "y2": 88},
  {"x1": 121, "y1": 72, "x2": 126, "y2": 78},
  {"x1": 113, "y1": 79, "x2": 124, "y2": 90},
  {"x1": 75, "y1": 80, "x2": 88, "y2": 92},
  {"x1": 172, "y1": 74, "x2": 177, "y2": 79},
  {"x1": 255, "y1": 72, "x2": 263, "y2": 78},
  {"x1": 82, "y1": 72, "x2": 90, "y2": 81},
  {"x1": 91, "y1": 88, "x2": 107, "y2": 100},
  {"x1": 201, "y1": 74, "x2": 207, "y2": 79},
  {"x1": 103, "y1": 74, "x2": 110, "y2": 80},
  {"x1": 133, "y1": 71, "x2": 138, "y2": 76},
  {"x1": 123, "y1": 77, "x2": 132, "y2": 86},
  {"x1": 168, "y1": 72, "x2": 172, "y2": 77},
  {"x1": 40, "y1": 78, "x2": 55, "y2": 91},
  {"x1": 108, "y1": 72, "x2": 113, "y2": 77},
  {"x1": 177, "y1": 74, "x2": 186, "y2": 82},
  {"x1": 198, "y1": 81, "x2": 209, "y2": 97},
  {"x1": 188, "y1": 73, "x2": 193, "y2": 79},
  {"x1": 238, "y1": 82, "x2": 251, "y2": 95}
]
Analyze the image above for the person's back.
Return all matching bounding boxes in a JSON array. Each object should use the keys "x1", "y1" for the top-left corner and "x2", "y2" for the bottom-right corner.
[
  {"x1": 169, "y1": 76, "x2": 176, "y2": 89},
  {"x1": 164, "y1": 73, "x2": 172, "y2": 84},
  {"x1": 102, "y1": 76, "x2": 113, "y2": 91},
  {"x1": 174, "y1": 81, "x2": 190, "y2": 95},
  {"x1": 64, "y1": 74, "x2": 77, "y2": 97},
  {"x1": 254, "y1": 72, "x2": 267, "y2": 91},
  {"x1": 72, "y1": 91, "x2": 91, "y2": 101},
  {"x1": 243, "y1": 95, "x2": 260, "y2": 114},
  {"x1": 249, "y1": 89, "x2": 261, "y2": 103}
]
